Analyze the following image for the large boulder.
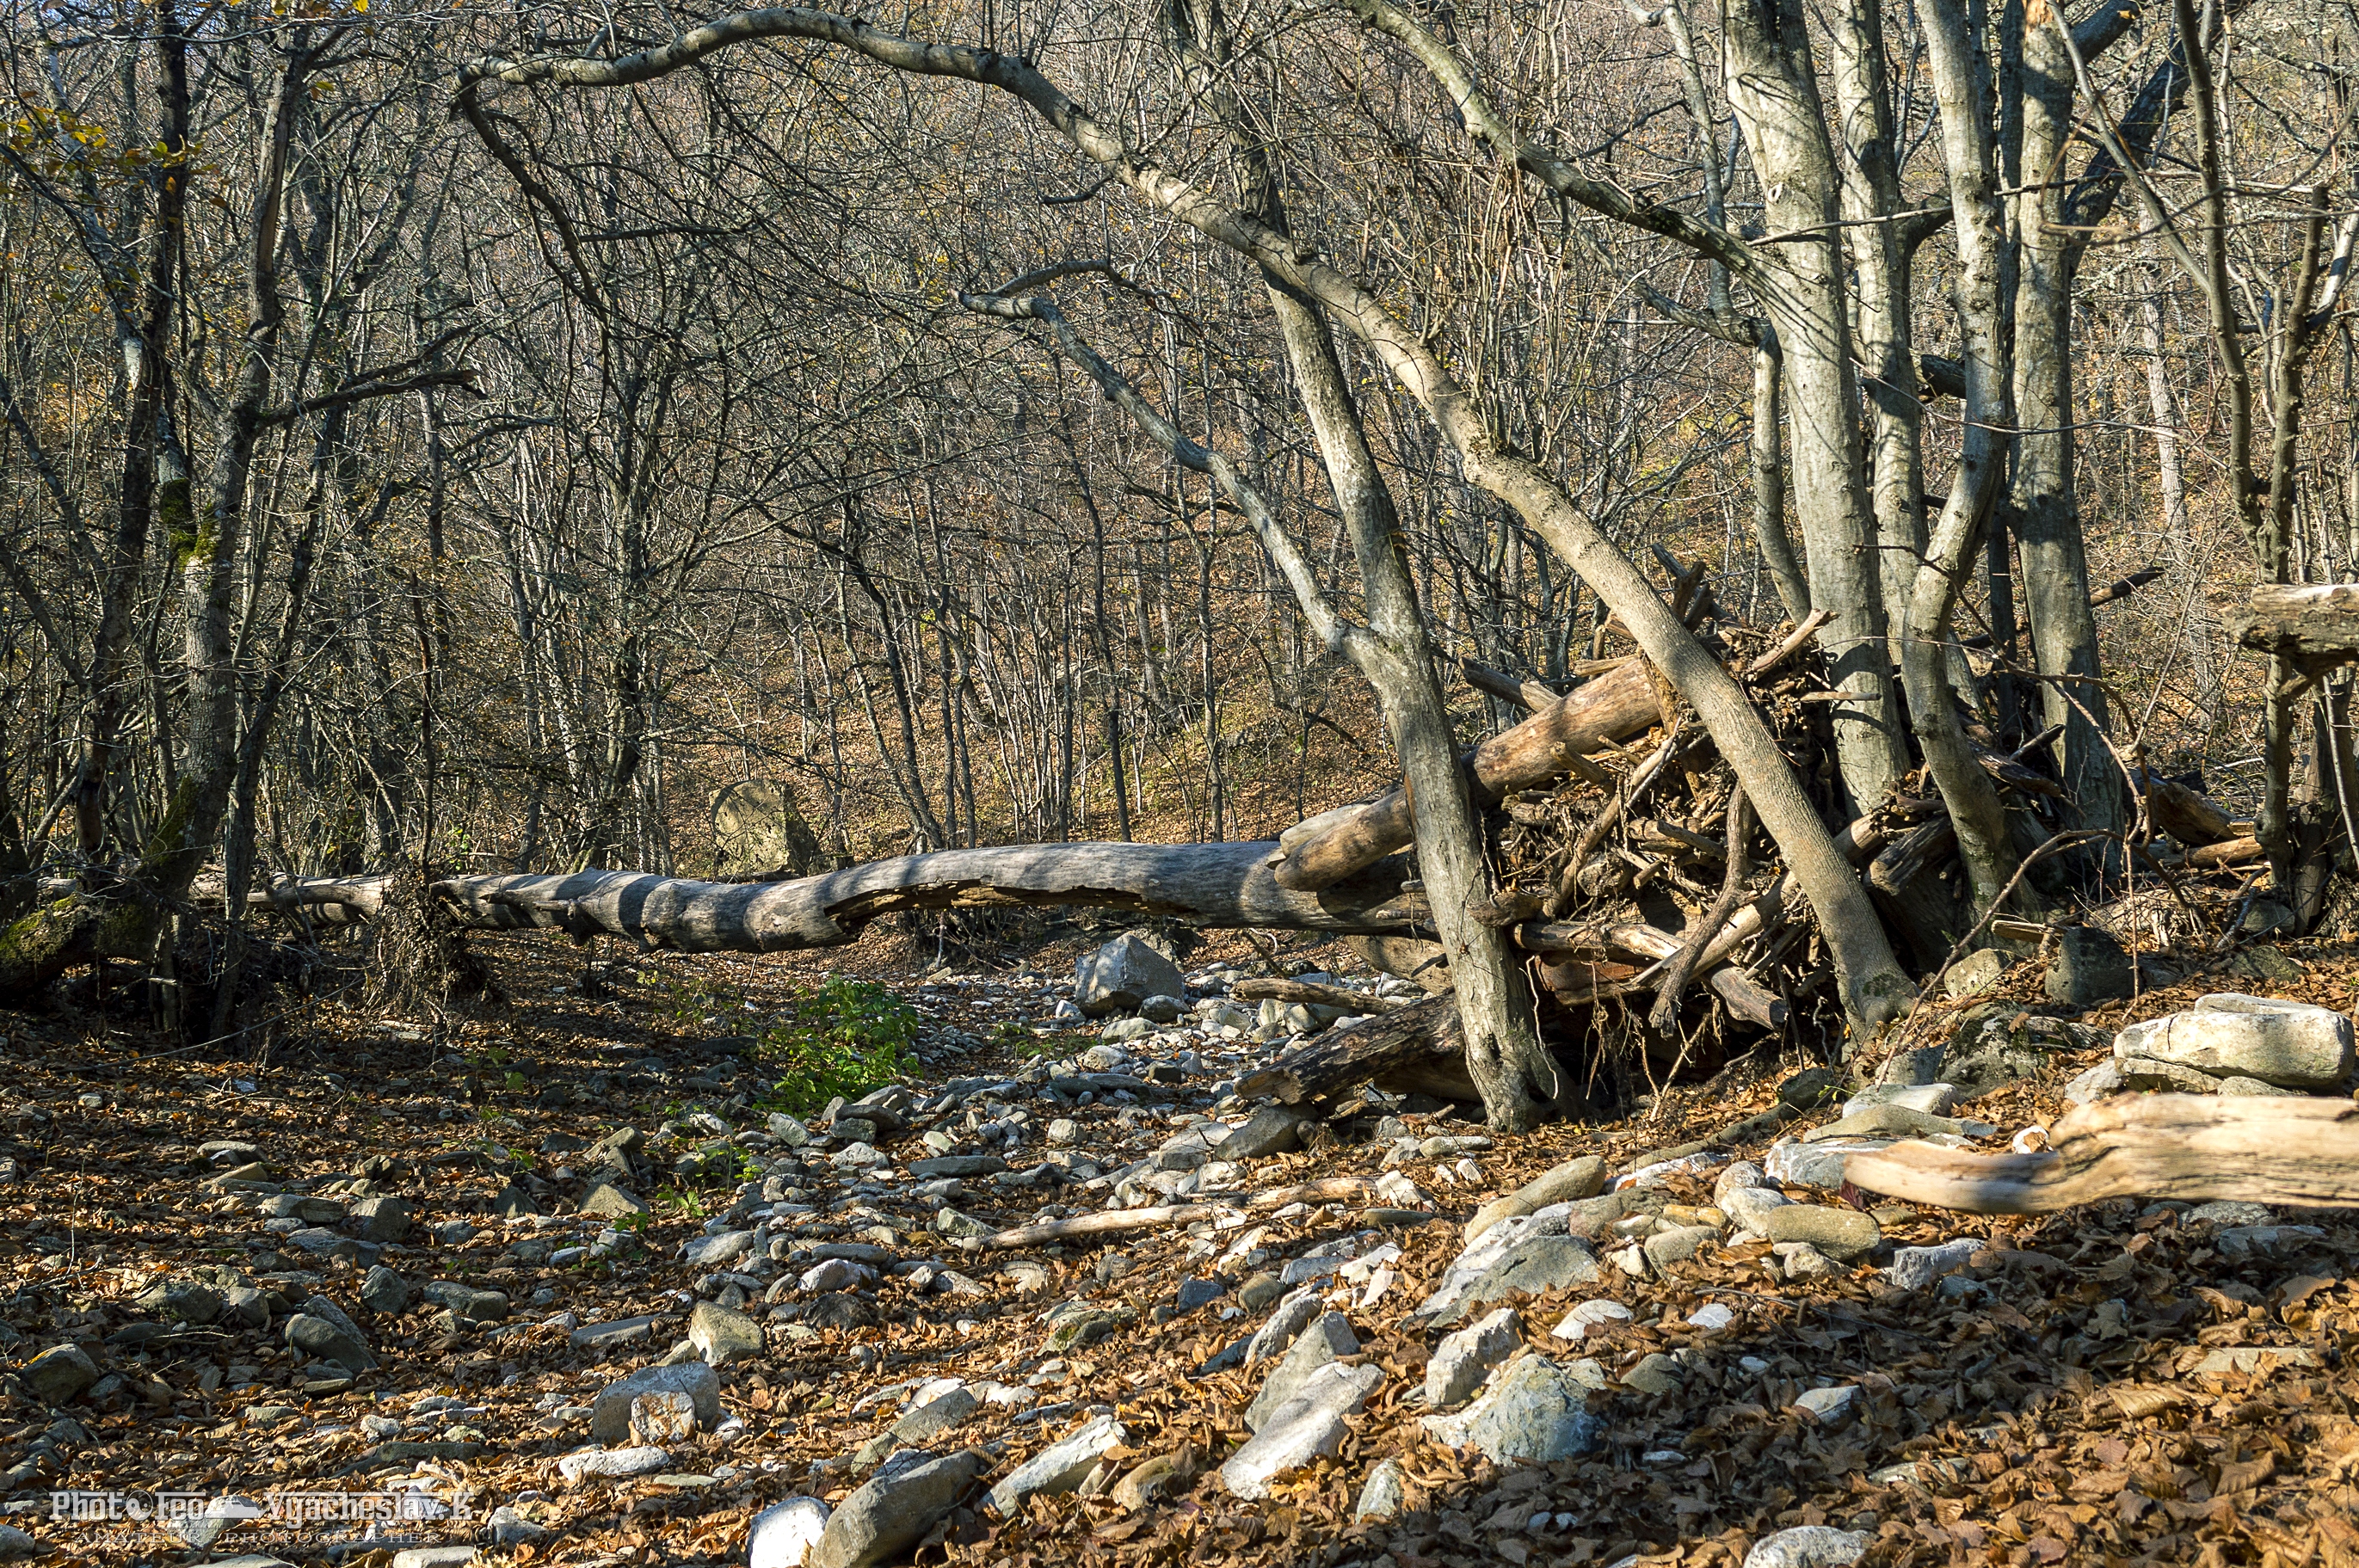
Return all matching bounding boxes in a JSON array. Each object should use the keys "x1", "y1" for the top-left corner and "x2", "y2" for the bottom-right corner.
[
  {"x1": 810, "y1": 1449, "x2": 990, "y2": 1568},
  {"x1": 713, "y1": 779, "x2": 823, "y2": 877},
  {"x1": 2114, "y1": 993, "x2": 2354, "y2": 1088},
  {"x1": 1074, "y1": 935, "x2": 1186, "y2": 1018}
]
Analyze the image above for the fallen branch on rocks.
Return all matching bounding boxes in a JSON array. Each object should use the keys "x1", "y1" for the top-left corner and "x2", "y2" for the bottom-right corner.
[
  {"x1": 1844, "y1": 1094, "x2": 2359, "y2": 1213},
  {"x1": 978, "y1": 1203, "x2": 1249, "y2": 1250}
]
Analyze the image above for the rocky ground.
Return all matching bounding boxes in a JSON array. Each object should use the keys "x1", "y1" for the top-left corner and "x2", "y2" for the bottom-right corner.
[{"x1": 3, "y1": 925, "x2": 2359, "y2": 1568}]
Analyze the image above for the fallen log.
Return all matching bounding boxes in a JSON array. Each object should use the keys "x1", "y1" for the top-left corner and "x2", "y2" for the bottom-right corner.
[
  {"x1": 1844, "y1": 1094, "x2": 2359, "y2": 1213},
  {"x1": 2230, "y1": 582, "x2": 2359, "y2": 667},
  {"x1": 1274, "y1": 657, "x2": 1660, "y2": 892},
  {"x1": 1235, "y1": 996, "x2": 1474, "y2": 1104},
  {"x1": 2134, "y1": 771, "x2": 2236, "y2": 846},
  {"x1": 1518, "y1": 920, "x2": 1788, "y2": 1028},
  {"x1": 980, "y1": 1202, "x2": 1249, "y2": 1250},
  {"x1": 2189, "y1": 836, "x2": 2265, "y2": 869},
  {"x1": 1229, "y1": 976, "x2": 1414, "y2": 1013},
  {"x1": 422, "y1": 842, "x2": 1422, "y2": 953}
]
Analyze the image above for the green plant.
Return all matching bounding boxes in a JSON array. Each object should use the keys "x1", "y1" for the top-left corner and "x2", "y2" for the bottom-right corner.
[
  {"x1": 751, "y1": 975, "x2": 920, "y2": 1113},
  {"x1": 655, "y1": 1188, "x2": 709, "y2": 1221}
]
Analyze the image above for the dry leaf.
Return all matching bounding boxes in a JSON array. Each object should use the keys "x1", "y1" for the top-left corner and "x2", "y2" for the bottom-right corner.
[{"x1": 2109, "y1": 1383, "x2": 2192, "y2": 1418}]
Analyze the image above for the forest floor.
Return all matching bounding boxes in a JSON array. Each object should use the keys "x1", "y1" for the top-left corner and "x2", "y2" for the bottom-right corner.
[{"x1": 3, "y1": 919, "x2": 2359, "y2": 1568}]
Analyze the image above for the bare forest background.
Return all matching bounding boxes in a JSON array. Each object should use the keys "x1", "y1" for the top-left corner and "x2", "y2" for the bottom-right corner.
[{"x1": 0, "y1": 0, "x2": 2352, "y2": 989}]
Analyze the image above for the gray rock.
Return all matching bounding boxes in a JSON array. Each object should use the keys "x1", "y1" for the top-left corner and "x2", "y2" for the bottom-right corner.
[
  {"x1": 767, "y1": 1113, "x2": 813, "y2": 1147},
  {"x1": 488, "y1": 1507, "x2": 553, "y2": 1548},
  {"x1": 2045, "y1": 925, "x2": 2132, "y2": 1006},
  {"x1": 2214, "y1": 1223, "x2": 2326, "y2": 1260},
  {"x1": 1221, "y1": 1362, "x2": 1383, "y2": 1498},
  {"x1": 1621, "y1": 1352, "x2": 1685, "y2": 1397},
  {"x1": 1795, "y1": 1384, "x2": 1859, "y2": 1429},
  {"x1": 2187, "y1": 1199, "x2": 2275, "y2": 1227},
  {"x1": 389, "y1": 1547, "x2": 478, "y2": 1568},
  {"x1": 346, "y1": 1196, "x2": 415, "y2": 1242},
  {"x1": 135, "y1": 1276, "x2": 225, "y2": 1325},
  {"x1": 985, "y1": 1415, "x2": 1124, "y2": 1514},
  {"x1": 631, "y1": 1390, "x2": 699, "y2": 1445},
  {"x1": 1762, "y1": 1139, "x2": 1890, "y2": 1192},
  {"x1": 23, "y1": 1343, "x2": 97, "y2": 1404},
  {"x1": 286, "y1": 1312, "x2": 375, "y2": 1373},
  {"x1": 1242, "y1": 1288, "x2": 1324, "y2": 1364},
  {"x1": 1245, "y1": 1311, "x2": 1358, "y2": 1431},
  {"x1": 0, "y1": 1528, "x2": 33, "y2": 1562},
  {"x1": 1549, "y1": 1299, "x2": 1632, "y2": 1341},
  {"x1": 1878, "y1": 1044, "x2": 1949, "y2": 1087},
  {"x1": 590, "y1": 1362, "x2": 721, "y2": 1444},
  {"x1": 571, "y1": 1314, "x2": 658, "y2": 1351},
  {"x1": 579, "y1": 1179, "x2": 648, "y2": 1217},
  {"x1": 1426, "y1": 1307, "x2": 1520, "y2": 1409},
  {"x1": 1719, "y1": 1185, "x2": 1793, "y2": 1238},
  {"x1": 1945, "y1": 948, "x2": 2008, "y2": 998},
  {"x1": 1777, "y1": 1243, "x2": 1835, "y2": 1280},
  {"x1": 688, "y1": 1301, "x2": 764, "y2": 1365},
  {"x1": 1138, "y1": 994, "x2": 1186, "y2": 1024},
  {"x1": 802, "y1": 1258, "x2": 873, "y2": 1293},
  {"x1": 359, "y1": 1265, "x2": 410, "y2": 1314},
  {"x1": 1761, "y1": 1206, "x2": 1881, "y2": 1261},
  {"x1": 1075, "y1": 935, "x2": 1186, "y2": 1018},
  {"x1": 1743, "y1": 1526, "x2": 1871, "y2": 1568},
  {"x1": 1883, "y1": 1239, "x2": 1980, "y2": 1291},
  {"x1": 893, "y1": 1388, "x2": 980, "y2": 1444},
  {"x1": 1216, "y1": 1107, "x2": 1307, "y2": 1161},
  {"x1": 908, "y1": 1155, "x2": 1007, "y2": 1180},
  {"x1": 1420, "y1": 1353, "x2": 1599, "y2": 1462},
  {"x1": 1843, "y1": 1083, "x2": 1959, "y2": 1117},
  {"x1": 420, "y1": 1282, "x2": 508, "y2": 1322},
  {"x1": 2063, "y1": 1061, "x2": 2125, "y2": 1105},
  {"x1": 1353, "y1": 1456, "x2": 1406, "y2": 1522},
  {"x1": 2218, "y1": 1075, "x2": 2303, "y2": 1096},
  {"x1": 1643, "y1": 1225, "x2": 1720, "y2": 1271},
  {"x1": 2116, "y1": 993, "x2": 2355, "y2": 1087},
  {"x1": 681, "y1": 1230, "x2": 756, "y2": 1268},
  {"x1": 1942, "y1": 1014, "x2": 2080, "y2": 1095},
  {"x1": 1175, "y1": 1277, "x2": 1226, "y2": 1312},
  {"x1": 1418, "y1": 1215, "x2": 1601, "y2": 1326},
  {"x1": 557, "y1": 1446, "x2": 672, "y2": 1482},
  {"x1": 2116, "y1": 1055, "x2": 2221, "y2": 1093},
  {"x1": 748, "y1": 1497, "x2": 831, "y2": 1568}
]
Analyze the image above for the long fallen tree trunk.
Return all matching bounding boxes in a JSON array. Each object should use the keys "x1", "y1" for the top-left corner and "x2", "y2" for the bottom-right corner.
[
  {"x1": 423, "y1": 841, "x2": 1424, "y2": 953},
  {"x1": 1845, "y1": 1094, "x2": 2359, "y2": 1213},
  {"x1": 1274, "y1": 659, "x2": 1660, "y2": 892}
]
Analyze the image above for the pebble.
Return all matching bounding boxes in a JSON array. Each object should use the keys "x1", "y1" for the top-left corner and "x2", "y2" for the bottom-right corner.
[
  {"x1": 1743, "y1": 1525, "x2": 1871, "y2": 1568},
  {"x1": 748, "y1": 1497, "x2": 831, "y2": 1568}
]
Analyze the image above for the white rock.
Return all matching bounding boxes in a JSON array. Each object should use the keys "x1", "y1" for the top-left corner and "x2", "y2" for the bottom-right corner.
[
  {"x1": 2114, "y1": 993, "x2": 2354, "y2": 1087},
  {"x1": 748, "y1": 1497, "x2": 831, "y2": 1568},
  {"x1": 1420, "y1": 1352, "x2": 1599, "y2": 1464},
  {"x1": 1242, "y1": 1288, "x2": 1323, "y2": 1364},
  {"x1": 1743, "y1": 1525, "x2": 1870, "y2": 1568},
  {"x1": 1794, "y1": 1385, "x2": 1859, "y2": 1430},
  {"x1": 1842, "y1": 1083, "x2": 1958, "y2": 1117},
  {"x1": 557, "y1": 1446, "x2": 671, "y2": 1482},
  {"x1": 1550, "y1": 1299, "x2": 1633, "y2": 1341},
  {"x1": 1686, "y1": 1302, "x2": 1736, "y2": 1332},
  {"x1": 986, "y1": 1414, "x2": 1126, "y2": 1514},
  {"x1": 1219, "y1": 1362, "x2": 1383, "y2": 1499},
  {"x1": 1718, "y1": 1184, "x2": 1793, "y2": 1238}
]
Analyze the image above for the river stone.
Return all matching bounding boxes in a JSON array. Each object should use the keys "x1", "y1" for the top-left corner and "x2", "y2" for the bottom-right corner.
[
  {"x1": 420, "y1": 1281, "x2": 509, "y2": 1322},
  {"x1": 1761, "y1": 1206, "x2": 1882, "y2": 1261},
  {"x1": 2115, "y1": 993, "x2": 2355, "y2": 1087},
  {"x1": 135, "y1": 1277, "x2": 225, "y2": 1325},
  {"x1": 1719, "y1": 1184, "x2": 1793, "y2": 1239},
  {"x1": 812, "y1": 1448, "x2": 989, "y2": 1568},
  {"x1": 286, "y1": 1312, "x2": 375, "y2": 1373},
  {"x1": 1420, "y1": 1353, "x2": 1599, "y2": 1464},
  {"x1": 1245, "y1": 1311, "x2": 1357, "y2": 1431},
  {"x1": 1220, "y1": 1362, "x2": 1382, "y2": 1499},
  {"x1": 359, "y1": 1265, "x2": 411, "y2": 1314},
  {"x1": 985, "y1": 1415, "x2": 1124, "y2": 1514},
  {"x1": 1743, "y1": 1525, "x2": 1871, "y2": 1568},
  {"x1": 2063, "y1": 1060, "x2": 2125, "y2": 1105},
  {"x1": 346, "y1": 1196, "x2": 416, "y2": 1243},
  {"x1": 681, "y1": 1230, "x2": 755, "y2": 1268},
  {"x1": 557, "y1": 1445, "x2": 673, "y2": 1482},
  {"x1": 1763, "y1": 1139, "x2": 1890, "y2": 1192},
  {"x1": 892, "y1": 1387, "x2": 980, "y2": 1444},
  {"x1": 591, "y1": 1362, "x2": 721, "y2": 1443},
  {"x1": 747, "y1": 1497, "x2": 831, "y2": 1568},
  {"x1": 1216, "y1": 1107, "x2": 1308, "y2": 1160},
  {"x1": 1550, "y1": 1299, "x2": 1632, "y2": 1340},
  {"x1": 580, "y1": 1179, "x2": 648, "y2": 1216},
  {"x1": 1795, "y1": 1384, "x2": 1860, "y2": 1429},
  {"x1": 688, "y1": 1301, "x2": 764, "y2": 1365},
  {"x1": 1945, "y1": 948, "x2": 2008, "y2": 998},
  {"x1": 1075, "y1": 935, "x2": 1186, "y2": 1018},
  {"x1": 1465, "y1": 1156, "x2": 1608, "y2": 1243}
]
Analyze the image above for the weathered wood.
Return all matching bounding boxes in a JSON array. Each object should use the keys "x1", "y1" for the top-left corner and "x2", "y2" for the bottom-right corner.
[
  {"x1": 2134, "y1": 770, "x2": 2236, "y2": 845},
  {"x1": 2188, "y1": 835, "x2": 2266, "y2": 869},
  {"x1": 1866, "y1": 816, "x2": 1967, "y2": 972},
  {"x1": 1845, "y1": 1094, "x2": 2359, "y2": 1213},
  {"x1": 1275, "y1": 658, "x2": 1661, "y2": 891},
  {"x1": 2231, "y1": 582, "x2": 2359, "y2": 665},
  {"x1": 1234, "y1": 996, "x2": 1469, "y2": 1104},
  {"x1": 981, "y1": 1202, "x2": 1248, "y2": 1250},
  {"x1": 1462, "y1": 658, "x2": 1561, "y2": 713},
  {"x1": 428, "y1": 842, "x2": 1420, "y2": 955},
  {"x1": 1229, "y1": 976, "x2": 1411, "y2": 1013},
  {"x1": 1518, "y1": 919, "x2": 1789, "y2": 1028}
]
